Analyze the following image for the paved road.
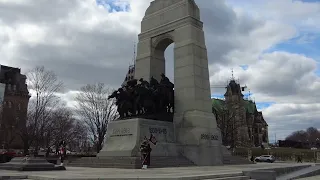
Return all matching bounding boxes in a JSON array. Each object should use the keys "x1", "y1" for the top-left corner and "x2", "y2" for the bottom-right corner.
[{"x1": 0, "y1": 162, "x2": 315, "y2": 180}]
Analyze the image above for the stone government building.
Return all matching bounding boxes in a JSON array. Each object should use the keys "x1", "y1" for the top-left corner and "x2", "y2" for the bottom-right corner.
[
  {"x1": 122, "y1": 65, "x2": 269, "y2": 148},
  {"x1": 0, "y1": 65, "x2": 30, "y2": 149},
  {"x1": 212, "y1": 79, "x2": 269, "y2": 148}
]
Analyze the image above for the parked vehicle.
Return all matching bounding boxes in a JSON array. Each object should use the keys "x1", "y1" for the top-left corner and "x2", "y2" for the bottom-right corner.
[
  {"x1": 0, "y1": 149, "x2": 16, "y2": 163},
  {"x1": 254, "y1": 155, "x2": 275, "y2": 163}
]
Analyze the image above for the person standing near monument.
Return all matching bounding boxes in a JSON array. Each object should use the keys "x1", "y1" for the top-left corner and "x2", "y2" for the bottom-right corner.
[
  {"x1": 140, "y1": 139, "x2": 152, "y2": 169},
  {"x1": 59, "y1": 141, "x2": 66, "y2": 166}
]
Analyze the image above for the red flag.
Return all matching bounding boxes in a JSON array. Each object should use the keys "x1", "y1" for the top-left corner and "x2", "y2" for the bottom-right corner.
[{"x1": 149, "y1": 134, "x2": 157, "y2": 145}]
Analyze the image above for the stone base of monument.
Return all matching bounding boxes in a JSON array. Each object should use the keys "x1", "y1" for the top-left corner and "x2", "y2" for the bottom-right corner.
[
  {"x1": 68, "y1": 117, "x2": 250, "y2": 168},
  {"x1": 173, "y1": 111, "x2": 224, "y2": 166},
  {"x1": 69, "y1": 118, "x2": 216, "y2": 168},
  {"x1": 98, "y1": 118, "x2": 178, "y2": 157},
  {"x1": 69, "y1": 118, "x2": 195, "y2": 168},
  {"x1": 0, "y1": 157, "x2": 66, "y2": 171}
]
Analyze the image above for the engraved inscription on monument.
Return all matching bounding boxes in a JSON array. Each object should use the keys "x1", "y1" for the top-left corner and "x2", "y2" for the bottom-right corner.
[
  {"x1": 110, "y1": 128, "x2": 132, "y2": 137},
  {"x1": 149, "y1": 127, "x2": 167, "y2": 134},
  {"x1": 200, "y1": 133, "x2": 219, "y2": 141}
]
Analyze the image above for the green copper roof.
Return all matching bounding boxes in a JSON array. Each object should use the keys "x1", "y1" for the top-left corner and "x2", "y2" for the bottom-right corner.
[
  {"x1": 211, "y1": 98, "x2": 257, "y2": 114},
  {"x1": 212, "y1": 99, "x2": 225, "y2": 112},
  {"x1": 244, "y1": 100, "x2": 256, "y2": 114}
]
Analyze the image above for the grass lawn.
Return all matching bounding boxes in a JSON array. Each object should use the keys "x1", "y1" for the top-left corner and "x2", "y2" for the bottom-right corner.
[{"x1": 233, "y1": 147, "x2": 319, "y2": 162}]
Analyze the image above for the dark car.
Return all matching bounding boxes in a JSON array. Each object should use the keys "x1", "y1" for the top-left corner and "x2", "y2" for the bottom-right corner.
[{"x1": 0, "y1": 150, "x2": 16, "y2": 163}]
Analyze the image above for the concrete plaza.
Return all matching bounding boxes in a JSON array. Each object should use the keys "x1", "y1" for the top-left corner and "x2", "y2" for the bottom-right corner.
[{"x1": 0, "y1": 162, "x2": 316, "y2": 180}]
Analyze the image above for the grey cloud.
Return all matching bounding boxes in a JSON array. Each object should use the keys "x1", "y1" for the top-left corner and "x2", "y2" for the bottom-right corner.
[
  {"x1": 19, "y1": 43, "x2": 130, "y2": 91},
  {"x1": 247, "y1": 53, "x2": 317, "y2": 97},
  {"x1": 197, "y1": 0, "x2": 264, "y2": 66},
  {"x1": 13, "y1": 24, "x2": 136, "y2": 90},
  {"x1": 0, "y1": 0, "x2": 77, "y2": 24},
  {"x1": 199, "y1": 0, "x2": 237, "y2": 35},
  {"x1": 267, "y1": 113, "x2": 320, "y2": 140},
  {"x1": 49, "y1": 62, "x2": 126, "y2": 91},
  {"x1": 163, "y1": 0, "x2": 264, "y2": 79},
  {"x1": 252, "y1": 77, "x2": 299, "y2": 97}
]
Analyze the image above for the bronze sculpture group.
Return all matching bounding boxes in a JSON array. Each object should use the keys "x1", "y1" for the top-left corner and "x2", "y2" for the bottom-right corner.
[{"x1": 108, "y1": 73, "x2": 174, "y2": 121}]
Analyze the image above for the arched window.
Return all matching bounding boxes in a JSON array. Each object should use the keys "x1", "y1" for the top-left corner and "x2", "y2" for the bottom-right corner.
[
  {"x1": 8, "y1": 101, "x2": 12, "y2": 108},
  {"x1": 13, "y1": 85, "x2": 16, "y2": 91}
]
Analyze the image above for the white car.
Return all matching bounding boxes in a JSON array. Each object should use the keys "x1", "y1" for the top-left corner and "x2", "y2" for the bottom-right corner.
[{"x1": 254, "y1": 155, "x2": 275, "y2": 163}]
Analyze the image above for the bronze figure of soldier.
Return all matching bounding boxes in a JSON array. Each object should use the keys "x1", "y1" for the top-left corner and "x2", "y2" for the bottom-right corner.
[
  {"x1": 139, "y1": 78, "x2": 149, "y2": 88},
  {"x1": 109, "y1": 73, "x2": 175, "y2": 121}
]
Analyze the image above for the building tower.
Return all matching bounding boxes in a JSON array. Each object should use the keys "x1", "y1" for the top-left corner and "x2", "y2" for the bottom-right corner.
[
  {"x1": 224, "y1": 71, "x2": 249, "y2": 147},
  {"x1": 0, "y1": 65, "x2": 30, "y2": 149}
]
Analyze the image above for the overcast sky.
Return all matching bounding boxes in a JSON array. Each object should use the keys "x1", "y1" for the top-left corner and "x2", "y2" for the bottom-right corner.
[{"x1": 1, "y1": 0, "x2": 320, "y2": 141}]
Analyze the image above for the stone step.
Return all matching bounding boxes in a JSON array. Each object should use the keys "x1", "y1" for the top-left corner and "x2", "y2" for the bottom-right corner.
[
  {"x1": 205, "y1": 176, "x2": 250, "y2": 180},
  {"x1": 73, "y1": 159, "x2": 192, "y2": 163},
  {"x1": 70, "y1": 162, "x2": 193, "y2": 166},
  {"x1": 221, "y1": 146, "x2": 253, "y2": 165},
  {"x1": 68, "y1": 164, "x2": 138, "y2": 169},
  {"x1": 0, "y1": 175, "x2": 29, "y2": 179},
  {"x1": 277, "y1": 165, "x2": 320, "y2": 180},
  {"x1": 72, "y1": 161, "x2": 193, "y2": 166},
  {"x1": 68, "y1": 156, "x2": 195, "y2": 168},
  {"x1": 223, "y1": 155, "x2": 253, "y2": 165},
  {"x1": 69, "y1": 162, "x2": 194, "y2": 168}
]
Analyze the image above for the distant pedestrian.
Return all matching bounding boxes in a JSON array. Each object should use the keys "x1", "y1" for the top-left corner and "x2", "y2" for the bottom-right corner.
[
  {"x1": 45, "y1": 147, "x2": 50, "y2": 157},
  {"x1": 250, "y1": 156, "x2": 254, "y2": 162},
  {"x1": 297, "y1": 155, "x2": 302, "y2": 163},
  {"x1": 59, "y1": 141, "x2": 66, "y2": 166}
]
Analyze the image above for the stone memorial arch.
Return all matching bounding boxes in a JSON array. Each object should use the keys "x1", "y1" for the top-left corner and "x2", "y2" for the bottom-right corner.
[
  {"x1": 135, "y1": 0, "x2": 213, "y2": 116},
  {"x1": 134, "y1": 0, "x2": 222, "y2": 165},
  {"x1": 98, "y1": 0, "x2": 223, "y2": 166}
]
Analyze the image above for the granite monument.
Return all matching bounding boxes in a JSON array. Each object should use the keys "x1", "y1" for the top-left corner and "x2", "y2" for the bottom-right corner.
[{"x1": 98, "y1": 0, "x2": 223, "y2": 166}]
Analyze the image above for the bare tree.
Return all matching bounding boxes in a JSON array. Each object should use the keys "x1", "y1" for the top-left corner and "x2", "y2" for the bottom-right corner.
[
  {"x1": 214, "y1": 106, "x2": 251, "y2": 148},
  {"x1": 66, "y1": 121, "x2": 88, "y2": 152},
  {"x1": 48, "y1": 107, "x2": 89, "y2": 153},
  {"x1": 214, "y1": 108, "x2": 236, "y2": 146},
  {"x1": 22, "y1": 66, "x2": 63, "y2": 154},
  {"x1": 286, "y1": 127, "x2": 320, "y2": 146},
  {"x1": 75, "y1": 83, "x2": 117, "y2": 153},
  {"x1": 306, "y1": 127, "x2": 320, "y2": 142}
]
